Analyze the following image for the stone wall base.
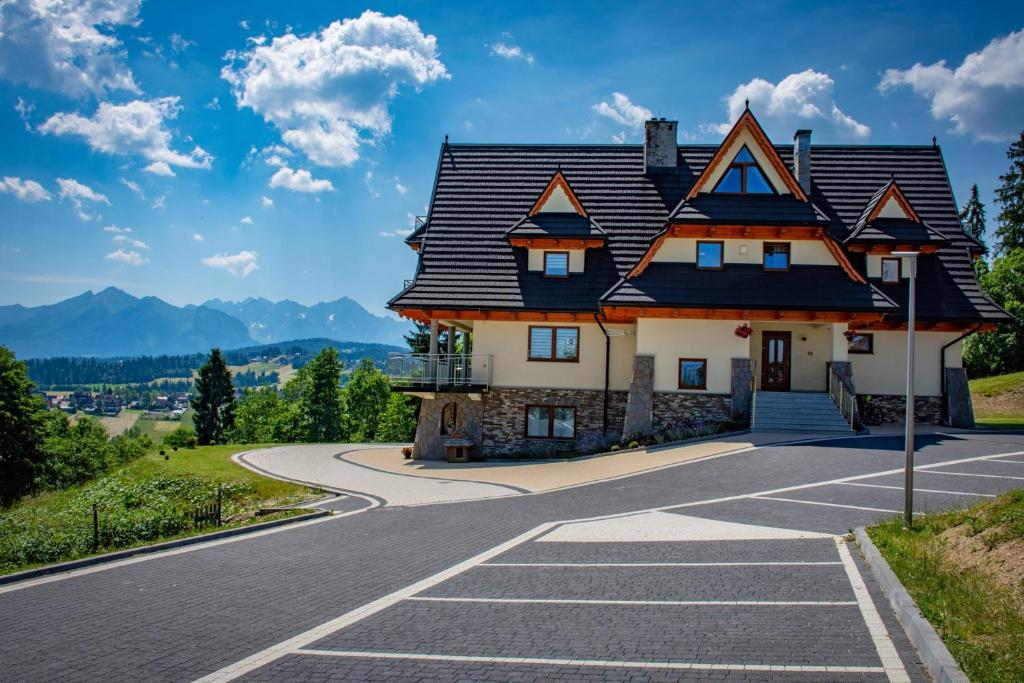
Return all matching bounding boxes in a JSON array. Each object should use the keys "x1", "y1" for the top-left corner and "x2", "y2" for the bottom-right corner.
[
  {"x1": 653, "y1": 392, "x2": 732, "y2": 429},
  {"x1": 413, "y1": 394, "x2": 483, "y2": 461},
  {"x1": 859, "y1": 394, "x2": 943, "y2": 424}
]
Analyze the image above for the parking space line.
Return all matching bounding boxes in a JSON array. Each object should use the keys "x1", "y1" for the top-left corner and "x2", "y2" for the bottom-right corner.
[
  {"x1": 835, "y1": 538, "x2": 911, "y2": 683},
  {"x1": 292, "y1": 651, "x2": 884, "y2": 671},
  {"x1": 480, "y1": 561, "x2": 843, "y2": 567},
  {"x1": 292, "y1": 649, "x2": 888, "y2": 674},
  {"x1": 840, "y1": 482, "x2": 995, "y2": 497},
  {"x1": 920, "y1": 470, "x2": 1024, "y2": 481},
  {"x1": 753, "y1": 496, "x2": 915, "y2": 515},
  {"x1": 986, "y1": 458, "x2": 1024, "y2": 464},
  {"x1": 406, "y1": 596, "x2": 857, "y2": 607}
]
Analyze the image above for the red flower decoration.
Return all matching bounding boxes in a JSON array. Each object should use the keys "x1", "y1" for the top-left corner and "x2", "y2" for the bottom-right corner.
[{"x1": 734, "y1": 323, "x2": 752, "y2": 338}]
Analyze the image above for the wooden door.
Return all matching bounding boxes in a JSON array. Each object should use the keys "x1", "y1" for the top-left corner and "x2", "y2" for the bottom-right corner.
[{"x1": 761, "y1": 331, "x2": 791, "y2": 392}]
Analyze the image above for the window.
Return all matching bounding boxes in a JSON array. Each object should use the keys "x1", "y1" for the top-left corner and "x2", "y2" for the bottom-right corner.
[
  {"x1": 440, "y1": 402, "x2": 457, "y2": 435},
  {"x1": 543, "y1": 251, "x2": 569, "y2": 278},
  {"x1": 848, "y1": 333, "x2": 874, "y2": 354},
  {"x1": 696, "y1": 241, "x2": 724, "y2": 270},
  {"x1": 526, "y1": 405, "x2": 576, "y2": 439},
  {"x1": 528, "y1": 326, "x2": 579, "y2": 361},
  {"x1": 678, "y1": 358, "x2": 708, "y2": 390},
  {"x1": 763, "y1": 242, "x2": 791, "y2": 271},
  {"x1": 713, "y1": 146, "x2": 774, "y2": 194},
  {"x1": 881, "y1": 258, "x2": 901, "y2": 283}
]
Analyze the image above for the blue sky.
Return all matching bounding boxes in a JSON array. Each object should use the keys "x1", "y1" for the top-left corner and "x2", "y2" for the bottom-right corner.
[{"x1": 1, "y1": 1, "x2": 1022, "y2": 316}]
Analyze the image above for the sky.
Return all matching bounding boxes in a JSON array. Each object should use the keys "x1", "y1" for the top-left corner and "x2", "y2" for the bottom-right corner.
[{"x1": 0, "y1": 1, "x2": 1023, "y2": 317}]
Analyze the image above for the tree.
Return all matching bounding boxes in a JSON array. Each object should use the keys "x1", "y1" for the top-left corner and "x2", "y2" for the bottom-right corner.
[
  {"x1": 994, "y1": 132, "x2": 1024, "y2": 255},
  {"x1": 191, "y1": 349, "x2": 236, "y2": 445},
  {"x1": 341, "y1": 358, "x2": 391, "y2": 441},
  {"x1": 232, "y1": 387, "x2": 299, "y2": 444},
  {"x1": 964, "y1": 247, "x2": 1024, "y2": 377},
  {"x1": 960, "y1": 184, "x2": 987, "y2": 246},
  {"x1": 297, "y1": 348, "x2": 344, "y2": 442},
  {"x1": 0, "y1": 346, "x2": 47, "y2": 504},
  {"x1": 404, "y1": 322, "x2": 430, "y2": 353},
  {"x1": 376, "y1": 393, "x2": 418, "y2": 442}
]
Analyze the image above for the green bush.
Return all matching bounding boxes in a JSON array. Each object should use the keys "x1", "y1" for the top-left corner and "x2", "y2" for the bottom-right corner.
[{"x1": 162, "y1": 425, "x2": 197, "y2": 449}]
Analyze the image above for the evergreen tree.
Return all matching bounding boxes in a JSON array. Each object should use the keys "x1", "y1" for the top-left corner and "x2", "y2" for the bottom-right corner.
[
  {"x1": 964, "y1": 247, "x2": 1024, "y2": 377},
  {"x1": 404, "y1": 322, "x2": 430, "y2": 353},
  {"x1": 0, "y1": 346, "x2": 47, "y2": 504},
  {"x1": 341, "y1": 358, "x2": 391, "y2": 441},
  {"x1": 960, "y1": 184, "x2": 987, "y2": 246},
  {"x1": 994, "y1": 131, "x2": 1024, "y2": 255},
  {"x1": 298, "y1": 348, "x2": 344, "y2": 442},
  {"x1": 191, "y1": 349, "x2": 236, "y2": 445},
  {"x1": 376, "y1": 393, "x2": 419, "y2": 442}
]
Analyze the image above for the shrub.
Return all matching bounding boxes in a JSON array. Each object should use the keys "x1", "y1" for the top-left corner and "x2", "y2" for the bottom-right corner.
[{"x1": 162, "y1": 425, "x2": 197, "y2": 449}]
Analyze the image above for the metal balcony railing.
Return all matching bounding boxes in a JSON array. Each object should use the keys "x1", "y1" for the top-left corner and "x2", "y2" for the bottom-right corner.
[{"x1": 386, "y1": 353, "x2": 493, "y2": 391}]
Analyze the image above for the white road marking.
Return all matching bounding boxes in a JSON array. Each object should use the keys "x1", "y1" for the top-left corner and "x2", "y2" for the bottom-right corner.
[
  {"x1": 753, "y1": 496, "x2": 915, "y2": 515},
  {"x1": 986, "y1": 458, "x2": 1024, "y2": 464},
  {"x1": 921, "y1": 470, "x2": 1024, "y2": 481},
  {"x1": 840, "y1": 482, "x2": 995, "y2": 497},
  {"x1": 835, "y1": 537, "x2": 911, "y2": 683},
  {"x1": 539, "y1": 510, "x2": 833, "y2": 542},
  {"x1": 292, "y1": 649, "x2": 887, "y2": 674},
  {"x1": 192, "y1": 522, "x2": 557, "y2": 682},
  {"x1": 481, "y1": 561, "x2": 843, "y2": 568},
  {"x1": 406, "y1": 596, "x2": 857, "y2": 607}
]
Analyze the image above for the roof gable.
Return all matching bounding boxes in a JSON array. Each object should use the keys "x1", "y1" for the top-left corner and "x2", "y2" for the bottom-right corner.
[
  {"x1": 686, "y1": 109, "x2": 808, "y2": 201},
  {"x1": 529, "y1": 171, "x2": 587, "y2": 216}
]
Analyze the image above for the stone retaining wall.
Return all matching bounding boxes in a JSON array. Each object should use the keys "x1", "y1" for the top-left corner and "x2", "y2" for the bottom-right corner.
[
  {"x1": 859, "y1": 394, "x2": 943, "y2": 424},
  {"x1": 652, "y1": 392, "x2": 732, "y2": 429},
  {"x1": 413, "y1": 394, "x2": 483, "y2": 461}
]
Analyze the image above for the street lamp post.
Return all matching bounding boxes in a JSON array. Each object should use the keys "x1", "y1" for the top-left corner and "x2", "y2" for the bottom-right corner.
[{"x1": 892, "y1": 251, "x2": 920, "y2": 527}]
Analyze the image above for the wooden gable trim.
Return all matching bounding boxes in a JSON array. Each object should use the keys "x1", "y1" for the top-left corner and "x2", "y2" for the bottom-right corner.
[
  {"x1": 600, "y1": 305, "x2": 885, "y2": 325},
  {"x1": 820, "y1": 236, "x2": 867, "y2": 284},
  {"x1": 395, "y1": 308, "x2": 597, "y2": 324},
  {"x1": 528, "y1": 171, "x2": 587, "y2": 217},
  {"x1": 846, "y1": 243, "x2": 940, "y2": 255},
  {"x1": 685, "y1": 109, "x2": 808, "y2": 202},
  {"x1": 853, "y1": 319, "x2": 998, "y2": 332},
  {"x1": 868, "y1": 181, "x2": 920, "y2": 223},
  {"x1": 508, "y1": 237, "x2": 605, "y2": 249}
]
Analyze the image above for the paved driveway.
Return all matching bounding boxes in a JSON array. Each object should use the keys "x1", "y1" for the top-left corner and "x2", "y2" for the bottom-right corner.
[{"x1": 2, "y1": 431, "x2": 1023, "y2": 681}]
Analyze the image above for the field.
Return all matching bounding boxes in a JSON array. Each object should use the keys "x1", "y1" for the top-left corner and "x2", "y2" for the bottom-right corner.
[
  {"x1": 149, "y1": 357, "x2": 298, "y2": 388},
  {"x1": 970, "y1": 371, "x2": 1024, "y2": 429},
  {"x1": 868, "y1": 491, "x2": 1024, "y2": 682},
  {"x1": 96, "y1": 411, "x2": 139, "y2": 437},
  {"x1": 132, "y1": 408, "x2": 193, "y2": 441}
]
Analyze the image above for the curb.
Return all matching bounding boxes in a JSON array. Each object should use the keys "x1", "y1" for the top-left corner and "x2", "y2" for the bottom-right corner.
[
  {"x1": 0, "y1": 508, "x2": 330, "y2": 587},
  {"x1": 853, "y1": 527, "x2": 969, "y2": 683}
]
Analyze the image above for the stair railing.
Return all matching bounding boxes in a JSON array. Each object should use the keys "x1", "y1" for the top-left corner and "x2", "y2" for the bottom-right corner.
[{"x1": 827, "y1": 362, "x2": 859, "y2": 430}]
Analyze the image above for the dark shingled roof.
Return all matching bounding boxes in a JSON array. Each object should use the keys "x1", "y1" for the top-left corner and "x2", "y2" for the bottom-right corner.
[
  {"x1": 389, "y1": 142, "x2": 1009, "y2": 324},
  {"x1": 602, "y1": 264, "x2": 896, "y2": 313},
  {"x1": 669, "y1": 194, "x2": 830, "y2": 226},
  {"x1": 844, "y1": 217, "x2": 946, "y2": 244},
  {"x1": 505, "y1": 213, "x2": 607, "y2": 241}
]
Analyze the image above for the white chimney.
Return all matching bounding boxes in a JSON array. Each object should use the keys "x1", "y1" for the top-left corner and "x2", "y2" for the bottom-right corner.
[
  {"x1": 793, "y1": 129, "x2": 812, "y2": 195},
  {"x1": 644, "y1": 118, "x2": 678, "y2": 172}
]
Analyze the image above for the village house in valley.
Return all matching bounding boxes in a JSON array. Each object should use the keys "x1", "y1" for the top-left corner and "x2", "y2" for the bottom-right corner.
[{"x1": 387, "y1": 107, "x2": 1010, "y2": 460}]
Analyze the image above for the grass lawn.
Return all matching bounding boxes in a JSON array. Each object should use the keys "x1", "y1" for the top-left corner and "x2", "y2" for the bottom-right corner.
[
  {"x1": 970, "y1": 371, "x2": 1024, "y2": 429},
  {"x1": 0, "y1": 443, "x2": 318, "y2": 576},
  {"x1": 867, "y1": 491, "x2": 1024, "y2": 682}
]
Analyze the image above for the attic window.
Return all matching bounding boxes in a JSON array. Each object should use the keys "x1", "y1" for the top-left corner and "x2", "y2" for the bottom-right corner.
[
  {"x1": 544, "y1": 252, "x2": 569, "y2": 277},
  {"x1": 713, "y1": 146, "x2": 774, "y2": 195}
]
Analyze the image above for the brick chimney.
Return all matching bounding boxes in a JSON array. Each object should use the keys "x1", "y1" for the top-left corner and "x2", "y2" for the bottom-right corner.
[
  {"x1": 793, "y1": 129, "x2": 812, "y2": 195},
  {"x1": 644, "y1": 118, "x2": 678, "y2": 173}
]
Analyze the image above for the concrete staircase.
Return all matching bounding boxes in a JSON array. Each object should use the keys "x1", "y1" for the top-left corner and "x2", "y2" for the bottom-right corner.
[{"x1": 751, "y1": 391, "x2": 854, "y2": 433}]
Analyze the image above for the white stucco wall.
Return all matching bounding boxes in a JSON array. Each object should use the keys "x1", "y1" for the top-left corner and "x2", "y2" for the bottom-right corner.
[
  {"x1": 527, "y1": 249, "x2": 586, "y2": 273},
  {"x1": 635, "y1": 319, "x2": 748, "y2": 393},
  {"x1": 535, "y1": 185, "x2": 577, "y2": 213},
  {"x1": 850, "y1": 331, "x2": 962, "y2": 396},
  {"x1": 471, "y1": 320, "x2": 635, "y2": 391},
  {"x1": 748, "y1": 322, "x2": 834, "y2": 391},
  {"x1": 651, "y1": 237, "x2": 837, "y2": 266}
]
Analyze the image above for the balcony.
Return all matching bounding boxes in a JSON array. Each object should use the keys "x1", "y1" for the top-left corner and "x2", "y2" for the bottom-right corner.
[{"x1": 386, "y1": 353, "x2": 493, "y2": 393}]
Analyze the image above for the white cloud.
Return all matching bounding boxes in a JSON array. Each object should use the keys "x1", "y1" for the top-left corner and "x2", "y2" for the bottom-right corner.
[
  {"x1": 39, "y1": 98, "x2": 213, "y2": 172},
  {"x1": 260, "y1": 195, "x2": 274, "y2": 208},
  {"x1": 103, "y1": 224, "x2": 131, "y2": 233},
  {"x1": 379, "y1": 228, "x2": 414, "y2": 238},
  {"x1": 15, "y1": 97, "x2": 34, "y2": 130},
  {"x1": 203, "y1": 96, "x2": 221, "y2": 111},
  {"x1": 268, "y1": 166, "x2": 334, "y2": 193},
  {"x1": 394, "y1": 176, "x2": 407, "y2": 194},
  {"x1": 239, "y1": 19, "x2": 250, "y2": 30},
  {"x1": 0, "y1": 0, "x2": 140, "y2": 97},
  {"x1": 264, "y1": 154, "x2": 287, "y2": 167},
  {"x1": 112, "y1": 234, "x2": 149, "y2": 249},
  {"x1": 151, "y1": 195, "x2": 166, "y2": 209},
  {"x1": 169, "y1": 33, "x2": 195, "y2": 54},
  {"x1": 119, "y1": 177, "x2": 144, "y2": 198},
  {"x1": 192, "y1": 233, "x2": 204, "y2": 241},
  {"x1": 222, "y1": 10, "x2": 449, "y2": 167},
  {"x1": 240, "y1": 215, "x2": 253, "y2": 224},
  {"x1": 57, "y1": 177, "x2": 109, "y2": 220},
  {"x1": 878, "y1": 29, "x2": 1024, "y2": 142},
  {"x1": 364, "y1": 170, "x2": 380, "y2": 198},
  {"x1": 708, "y1": 69, "x2": 870, "y2": 140},
  {"x1": 201, "y1": 250, "x2": 259, "y2": 277},
  {"x1": 489, "y1": 39, "x2": 534, "y2": 65},
  {"x1": 105, "y1": 248, "x2": 149, "y2": 266},
  {"x1": 0, "y1": 176, "x2": 51, "y2": 202},
  {"x1": 593, "y1": 92, "x2": 652, "y2": 129}
]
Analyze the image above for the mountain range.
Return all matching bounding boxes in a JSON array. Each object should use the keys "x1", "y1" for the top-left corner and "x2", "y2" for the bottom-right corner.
[{"x1": 0, "y1": 288, "x2": 411, "y2": 359}]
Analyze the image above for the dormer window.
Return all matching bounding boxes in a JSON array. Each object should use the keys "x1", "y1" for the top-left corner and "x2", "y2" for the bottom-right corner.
[
  {"x1": 544, "y1": 251, "x2": 569, "y2": 277},
  {"x1": 713, "y1": 146, "x2": 774, "y2": 195}
]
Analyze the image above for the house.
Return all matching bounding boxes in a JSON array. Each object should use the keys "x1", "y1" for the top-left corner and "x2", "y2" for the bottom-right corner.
[{"x1": 387, "y1": 108, "x2": 1010, "y2": 460}]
